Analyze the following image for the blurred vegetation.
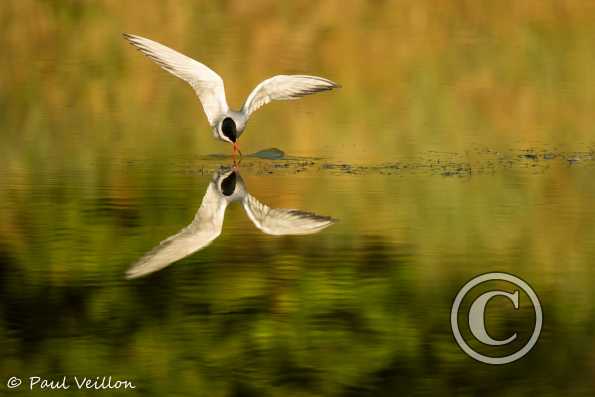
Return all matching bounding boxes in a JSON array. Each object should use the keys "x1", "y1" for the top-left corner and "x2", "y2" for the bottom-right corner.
[
  {"x1": 1, "y1": 1, "x2": 595, "y2": 396},
  {"x1": 2, "y1": 0, "x2": 595, "y2": 162}
]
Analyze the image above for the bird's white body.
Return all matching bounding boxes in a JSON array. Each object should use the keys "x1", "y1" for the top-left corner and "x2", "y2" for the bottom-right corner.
[{"x1": 123, "y1": 33, "x2": 339, "y2": 146}]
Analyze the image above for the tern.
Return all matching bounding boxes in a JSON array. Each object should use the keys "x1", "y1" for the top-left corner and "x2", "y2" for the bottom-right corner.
[
  {"x1": 123, "y1": 33, "x2": 340, "y2": 156},
  {"x1": 126, "y1": 166, "x2": 336, "y2": 279}
]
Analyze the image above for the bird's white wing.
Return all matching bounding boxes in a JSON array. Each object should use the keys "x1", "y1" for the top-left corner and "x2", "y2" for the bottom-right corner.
[
  {"x1": 123, "y1": 33, "x2": 228, "y2": 125},
  {"x1": 241, "y1": 75, "x2": 339, "y2": 118},
  {"x1": 126, "y1": 183, "x2": 228, "y2": 279},
  {"x1": 242, "y1": 193, "x2": 336, "y2": 235}
]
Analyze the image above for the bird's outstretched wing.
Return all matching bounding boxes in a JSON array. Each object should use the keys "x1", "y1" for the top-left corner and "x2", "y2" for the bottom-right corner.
[
  {"x1": 241, "y1": 75, "x2": 339, "y2": 118},
  {"x1": 123, "y1": 33, "x2": 228, "y2": 125},
  {"x1": 242, "y1": 193, "x2": 336, "y2": 235},
  {"x1": 126, "y1": 184, "x2": 228, "y2": 279}
]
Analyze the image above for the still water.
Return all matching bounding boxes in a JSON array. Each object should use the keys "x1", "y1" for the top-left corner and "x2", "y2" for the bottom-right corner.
[{"x1": 2, "y1": 1, "x2": 595, "y2": 396}]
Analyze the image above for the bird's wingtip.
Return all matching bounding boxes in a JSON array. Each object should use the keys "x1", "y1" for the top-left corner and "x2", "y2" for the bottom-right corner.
[
  {"x1": 321, "y1": 77, "x2": 341, "y2": 89},
  {"x1": 327, "y1": 79, "x2": 341, "y2": 89},
  {"x1": 122, "y1": 33, "x2": 138, "y2": 42},
  {"x1": 321, "y1": 79, "x2": 341, "y2": 89}
]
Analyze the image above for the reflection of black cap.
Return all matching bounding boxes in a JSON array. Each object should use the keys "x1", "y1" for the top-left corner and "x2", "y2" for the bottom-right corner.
[{"x1": 220, "y1": 172, "x2": 237, "y2": 196}]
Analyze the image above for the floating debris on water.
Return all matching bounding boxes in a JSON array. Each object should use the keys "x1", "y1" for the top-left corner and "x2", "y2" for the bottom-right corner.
[
  {"x1": 248, "y1": 148, "x2": 286, "y2": 160},
  {"x1": 142, "y1": 147, "x2": 595, "y2": 177},
  {"x1": 543, "y1": 153, "x2": 556, "y2": 160}
]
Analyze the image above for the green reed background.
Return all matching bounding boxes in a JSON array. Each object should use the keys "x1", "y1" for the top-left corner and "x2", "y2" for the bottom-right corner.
[{"x1": 2, "y1": 1, "x2": 594, "y2": 161}]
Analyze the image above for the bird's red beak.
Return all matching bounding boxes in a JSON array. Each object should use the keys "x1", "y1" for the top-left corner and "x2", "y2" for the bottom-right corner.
[
  {"x1": 232, "y1": 142, "x2": 242, "y2": 157},
  {"x1": 232, "y1": 142, "x2": 242, "y2": 168}
]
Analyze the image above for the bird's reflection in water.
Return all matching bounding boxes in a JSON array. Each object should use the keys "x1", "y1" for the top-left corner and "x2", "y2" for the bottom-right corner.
[{"x1": 126, "y1": 165, "x2": 336, "y2": 279}]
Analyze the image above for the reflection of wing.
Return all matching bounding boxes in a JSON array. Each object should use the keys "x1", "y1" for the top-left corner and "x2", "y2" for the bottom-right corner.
[
  {"x1": 126, "y1": 183, "x2": 228, "y2": 279},
  {"x1": 241, "y1": 75, "x2": 339, "y2": 118},
  {"x1": 123, "y1": 33, "x2": 228, "y2": 126},
  {"x1": 242, "y1": 193, "x2": 336, "y2": 235}
]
